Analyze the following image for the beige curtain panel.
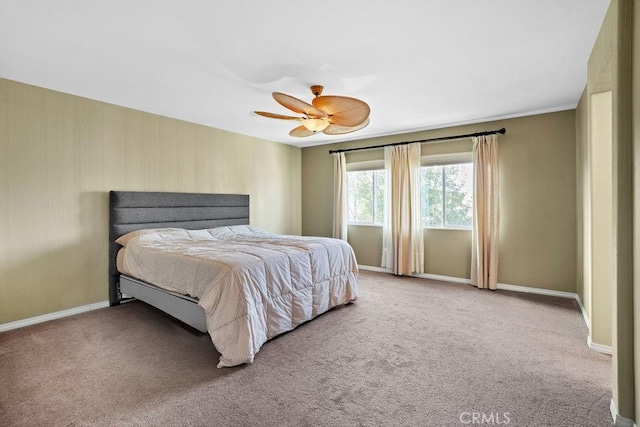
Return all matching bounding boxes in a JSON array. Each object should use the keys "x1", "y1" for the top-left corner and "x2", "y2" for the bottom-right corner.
[
  {"x1": 471, "y1": 134, "x2": 500, "y2": 289},
  {"x1": 381, "y1": 143, "x2": 424, "y2": 275},
  {"x1": 332, "y1": 152, "x2": 348, "y2": 241}
]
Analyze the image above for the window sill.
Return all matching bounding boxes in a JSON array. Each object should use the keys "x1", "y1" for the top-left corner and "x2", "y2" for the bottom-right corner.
[
  {"x1": 347, "y1": 224, "x2": 471, "y2": 231},
  {"x1": 423, "y1": 227, "x2": 472, "y2": 231}
]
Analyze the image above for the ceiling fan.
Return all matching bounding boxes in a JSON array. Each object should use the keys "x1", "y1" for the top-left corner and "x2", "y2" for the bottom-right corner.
[{"x1": 254, "y1": 85, "x2": 370, "y2": 137}]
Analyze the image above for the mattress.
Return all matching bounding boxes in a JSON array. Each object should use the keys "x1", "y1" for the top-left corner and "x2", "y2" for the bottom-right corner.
[{"x1": 117, "y1": 226, "x2": 359, "y2": 367}]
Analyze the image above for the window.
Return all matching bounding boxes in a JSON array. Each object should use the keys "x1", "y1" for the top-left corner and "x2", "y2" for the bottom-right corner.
[
  {"x1": 421, "y1": 163, "x2": 473, "y2": 228},
  {"x1": 347, "y1": 169, "x2": 385, "y2": 224},
  {"x1": 345, "y1": 154, "x2": 473, "y2": 229}
]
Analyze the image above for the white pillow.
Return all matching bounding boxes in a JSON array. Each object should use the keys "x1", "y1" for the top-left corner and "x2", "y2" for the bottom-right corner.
[
  {"x1": 207, "y1": 225, "x2": 265, "y2": 239},
  {"x1": 184, "y1": 229, "x2": 218, "y2": 241},
  {"x1": 115, "y1": 228, "x2": 186, "y2": 247}
]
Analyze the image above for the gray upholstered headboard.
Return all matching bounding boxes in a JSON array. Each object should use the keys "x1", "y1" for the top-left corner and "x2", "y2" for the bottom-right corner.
[{"x1": 109, "y1": 191, "x2": 250, "y2": 306}]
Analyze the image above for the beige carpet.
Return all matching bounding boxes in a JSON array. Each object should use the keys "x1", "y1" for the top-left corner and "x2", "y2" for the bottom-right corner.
[{"x1": 0, "y1": 271, "x2": 612, "y2": 426}]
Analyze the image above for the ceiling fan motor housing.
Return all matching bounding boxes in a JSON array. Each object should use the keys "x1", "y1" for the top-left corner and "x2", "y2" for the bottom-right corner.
[{"x1": 310, "y1": 85, "x2": 324, "y2": 97}]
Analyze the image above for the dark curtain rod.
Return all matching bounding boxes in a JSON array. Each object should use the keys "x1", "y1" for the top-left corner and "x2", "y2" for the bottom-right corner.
[{"x1": 328, "y1": 127, "x2": 506, "y2": 154}]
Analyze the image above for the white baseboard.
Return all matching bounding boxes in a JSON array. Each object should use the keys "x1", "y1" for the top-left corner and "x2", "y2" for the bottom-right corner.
[
  {"x1": 359, "y1": 265, "x2": 472, "y2": 284},
  {"x1": 575, "y1": 294, "x2": 591, "y2": 331},
  {"x1": 588, "y1": 336, "x2": 613, "y2": 355},
  {"x1": 358, "y1": 265, "x2": 392, "y2": 274},
  {"x1": 359, "y1": 265, "x2": 579, "y2": 298},
  {"x1": 0, "y1": 301, "x2": 110, "y2": 333},
  {"x1": 570, "y1": 293, "x2": 612, "y2": 355},
  {"x1": 496, "y1": 282, "x2": 576, "y2": 299},
  {"x1": 358, "y1": 265, "x2": 614, "y2": 355},
  {"x1": 610, "y1": 399, "x2": 636, "y2": 427},
  {"x1": 414, "y1": 272, "x2": 471, "y2": 285},
  {"x1": 572, "y1": 293, "x2": 612, "y2": 355}
]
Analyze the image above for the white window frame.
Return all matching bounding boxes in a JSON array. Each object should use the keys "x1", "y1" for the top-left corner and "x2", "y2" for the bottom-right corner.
[
  {"x1": 346, "y1": 160, "x2": 385, "y2": 226},
  {"x1": 421, "y1": 152, "x2": 473, "y2": 231},
  {"x1": 345, "y1": 154, "x2": 473, "y2": 230}
]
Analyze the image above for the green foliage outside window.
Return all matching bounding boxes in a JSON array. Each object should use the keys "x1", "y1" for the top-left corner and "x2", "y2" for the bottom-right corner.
[
  {"x1": 347, "y1": 170, "x2": 385, "y2": 224},
  {"x1": 347, "y1": 162, "x2": 472, "y2": 228},
  {"x1": 422, "y1": 163, "x2": 473, "y2": 228},
  {"x1": 421, "y1": 166, "x2": 443, "y2": 227}
]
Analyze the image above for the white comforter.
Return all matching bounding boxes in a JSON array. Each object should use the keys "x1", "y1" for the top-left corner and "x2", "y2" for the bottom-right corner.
[{"x1": 117, "y1": 226, "x2": 359, "y2": 367}]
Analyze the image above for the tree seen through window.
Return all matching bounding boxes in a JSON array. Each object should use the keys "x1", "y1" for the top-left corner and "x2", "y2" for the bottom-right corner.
[{"x1": 347, "y1": 163, "x2": 472, "y2": 228}]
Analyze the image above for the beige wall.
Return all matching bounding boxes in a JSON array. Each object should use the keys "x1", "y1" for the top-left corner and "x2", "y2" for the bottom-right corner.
[
  {"x1": 302, "y1": 110, "x2": 577, "y2": 292},
  {"x1": 589, "y1": 90, "x2": 613, "y2": 348},
  {"x1": 579, "y1": 0, "x2": 636, "y2": 421},
  {"x1": 575, "y1": 90, "x2": 589, "y2": 323},
  {"x1": 348, "y1": 227, "x2": 472, "y2": 279},
  {"x1": 577, "y1": 87, "x2": 615, "y2": 348},
  {"x1": 634, "y1": 1, "x2": 640, "y2": 422},
  {"x1": 0, "y1": 78, "x2": 301, "y2": 324}
]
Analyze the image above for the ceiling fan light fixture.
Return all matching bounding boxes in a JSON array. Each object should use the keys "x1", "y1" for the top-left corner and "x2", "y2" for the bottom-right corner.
[
  {"x1": 255, "y1": 85, "x2": 370, "y2": 137},
  {"x1": 302, "y1": 118, "x2": 330, "y2": 132}
]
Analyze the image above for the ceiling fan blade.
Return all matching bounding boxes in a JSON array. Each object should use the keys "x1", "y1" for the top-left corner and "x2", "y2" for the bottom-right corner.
[
  {"x1": 273, "y1": 92, "x2": 328, "y2": 118},
  {"x1": 323, "y1": 117, "x2": 370, "y2": 135},
  {"x1": 289, "y1": 125, "x2": 316, "y2": 138},
  {"x1": 254, "y1": 111, "x2": 302, "y2": 120},
  {"x1": 312, "y1": 95, "x2": 370, "y2": 127}
]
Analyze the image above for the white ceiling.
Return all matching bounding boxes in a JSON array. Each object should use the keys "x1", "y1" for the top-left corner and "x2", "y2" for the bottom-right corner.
[{"x1": 0, "y1": 1, "x2": 609, "y2": 148}]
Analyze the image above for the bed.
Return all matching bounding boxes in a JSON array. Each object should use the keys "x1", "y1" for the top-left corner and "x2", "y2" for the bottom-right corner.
[{"x1": 109, "y1": 191, "x2": 358, "y2": 367}]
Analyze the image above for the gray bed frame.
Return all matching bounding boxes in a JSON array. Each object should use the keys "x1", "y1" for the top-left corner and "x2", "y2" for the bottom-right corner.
[{"x1": 109, "y1": 191, "x2": 250, "y2": 332}]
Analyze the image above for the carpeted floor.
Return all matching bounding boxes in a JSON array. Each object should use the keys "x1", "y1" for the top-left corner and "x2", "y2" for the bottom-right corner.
[{"x1": 0, "y1": 271, "x2": 612, "y2": 426}]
